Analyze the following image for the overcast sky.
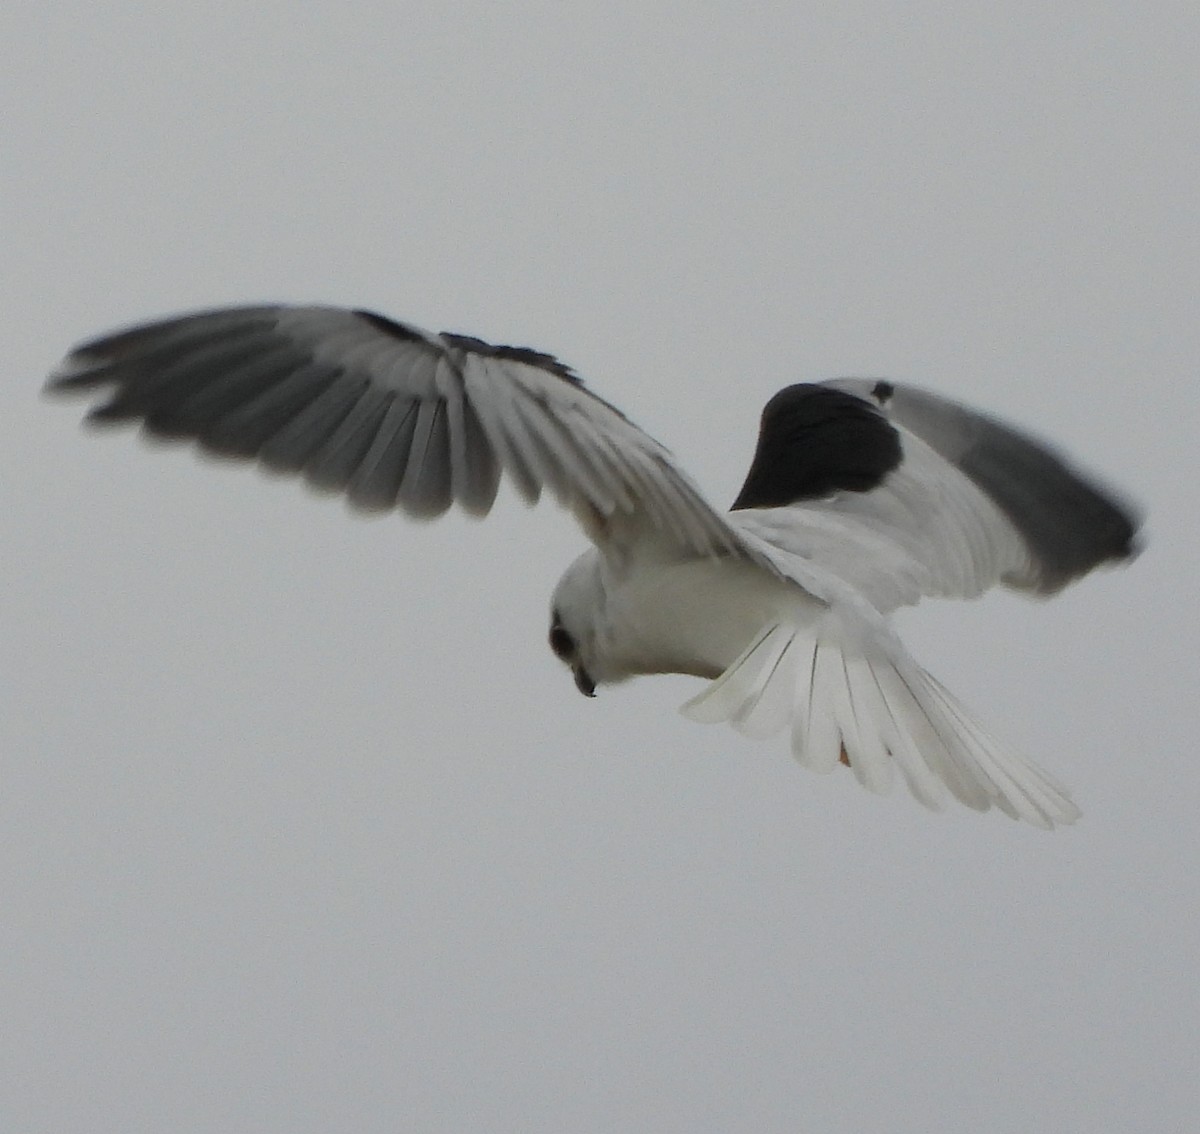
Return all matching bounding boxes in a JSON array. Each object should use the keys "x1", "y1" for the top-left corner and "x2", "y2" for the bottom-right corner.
[{"x1": 4, "y1": 3, "x2": 1197, "y2": 1132}]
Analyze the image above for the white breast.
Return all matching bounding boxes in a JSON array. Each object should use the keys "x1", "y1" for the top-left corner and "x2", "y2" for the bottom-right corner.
[{"x1": 595, "y1": 553, "x2": 822, "y2": 681}]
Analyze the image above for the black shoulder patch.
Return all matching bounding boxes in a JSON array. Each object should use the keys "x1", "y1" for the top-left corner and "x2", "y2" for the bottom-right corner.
[
  {"x1": 732, "y1": 384, "x2": 903, "y2": 510},
  {"x1": 441, "y1": 332, "x2": 579, "y2": 383},
  {"x1": 353, "y1": 308, "x2": 425, "y2": 342},
  {"x1": 355, "y1": 310, "x2": 580, "y2": 383}
]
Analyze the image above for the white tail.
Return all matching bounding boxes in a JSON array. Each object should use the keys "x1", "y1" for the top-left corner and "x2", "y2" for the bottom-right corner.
[{"x1": 680, "y1": 622, "x2": 1080, "y2": 828}]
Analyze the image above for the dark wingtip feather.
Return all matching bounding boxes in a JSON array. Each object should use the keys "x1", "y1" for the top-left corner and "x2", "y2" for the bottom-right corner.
[
  {"x1": 44, "y1": 354, "x2": 109, "y2": 395},
  {"x1": 957, "y1": 418, "x2": 1145, "y2": 591}
]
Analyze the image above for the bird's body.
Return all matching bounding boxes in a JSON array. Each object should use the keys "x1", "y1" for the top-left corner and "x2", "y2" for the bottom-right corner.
[
  {"x1": 555, "y1": 539, "x2": 807, "y2": 684},
  {"x1": 46, "y1": 303, "x2": 1141, "y2": 828}
]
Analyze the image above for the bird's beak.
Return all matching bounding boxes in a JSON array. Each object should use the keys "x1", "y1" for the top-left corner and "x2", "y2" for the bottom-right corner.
[{"x1": 573, "y1": 666, "x2": 596, "y2": 698}]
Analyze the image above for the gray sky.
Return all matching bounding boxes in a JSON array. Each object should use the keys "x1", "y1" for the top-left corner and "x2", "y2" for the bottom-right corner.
[{"x1": 4, "y1": 3, "x2": 1197, "y2": 1131}]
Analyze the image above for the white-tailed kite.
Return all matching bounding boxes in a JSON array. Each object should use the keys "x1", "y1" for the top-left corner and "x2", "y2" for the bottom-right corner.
[{"x1": 47, "y1": 305, "x2": 1141, "y2": 827}]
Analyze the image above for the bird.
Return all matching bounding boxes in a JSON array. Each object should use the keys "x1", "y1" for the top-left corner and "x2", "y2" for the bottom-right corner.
[{"x1": 45, "y1": 304, "x2": 1141, "y2": 828}]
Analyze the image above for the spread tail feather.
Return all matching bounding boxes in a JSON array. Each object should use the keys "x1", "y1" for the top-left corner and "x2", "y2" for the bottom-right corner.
[{"x1": 680, "y1": 623, "x2": 1080, "y2": 828}]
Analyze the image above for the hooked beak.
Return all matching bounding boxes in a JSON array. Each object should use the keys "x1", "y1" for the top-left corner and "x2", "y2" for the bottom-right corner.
[{"x1": 573, "y1": 665, "x2": 596, "y2": 698}]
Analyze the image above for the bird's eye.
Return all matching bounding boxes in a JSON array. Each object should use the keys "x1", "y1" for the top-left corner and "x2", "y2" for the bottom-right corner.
[{"x1": 548, "y1": 624, "x2": 575, "y2": 660}]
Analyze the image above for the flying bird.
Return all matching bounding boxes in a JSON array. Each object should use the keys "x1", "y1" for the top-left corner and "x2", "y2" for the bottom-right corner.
[{"x1": 46, "y1": 305, "x2": 1141, "y2": 827}]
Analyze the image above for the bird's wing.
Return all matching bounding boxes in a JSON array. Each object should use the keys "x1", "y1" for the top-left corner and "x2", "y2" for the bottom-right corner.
[
  {"x1": 730, "y1": 379, "x2": 1140, "y2": 612},
  {"x1": 46, "y1": 305, "x2": 741, "y2": 559}
]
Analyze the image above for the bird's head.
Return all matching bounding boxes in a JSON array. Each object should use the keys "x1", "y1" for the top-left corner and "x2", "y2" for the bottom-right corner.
[
  {"x1": 548, "y1": 611, "x2": 596, "y2": 697},
  {"x1": 548, "y1": 550, "x2": 606, "y2": 697}
]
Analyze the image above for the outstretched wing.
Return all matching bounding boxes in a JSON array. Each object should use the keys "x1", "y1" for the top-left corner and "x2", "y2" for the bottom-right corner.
[
  {"x1": 730, "y1": 379, "x2": 1141, "y2": 612},
  {"x1": 46, "y1": 305, "x2": 740, "y2": 559}
]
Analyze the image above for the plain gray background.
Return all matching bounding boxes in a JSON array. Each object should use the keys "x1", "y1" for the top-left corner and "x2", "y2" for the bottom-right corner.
[{"x1": 4, "y1": 3, "x2": 1197, "y2": 1131}]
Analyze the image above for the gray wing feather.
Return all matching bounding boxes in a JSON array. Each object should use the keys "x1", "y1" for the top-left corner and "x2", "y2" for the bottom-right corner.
[
  {"x1": 396, "y1": 399, "x2": 452, "y2": 517},
  {"x1": 348, "y1": 396, "x2": 421, "y2": 511},
  {"x1": 447, "y1": 395, "x2": 502, "y2": 516},
  {"x1": 258, "y1": 371, "x2": 370, "y2": 471}
]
